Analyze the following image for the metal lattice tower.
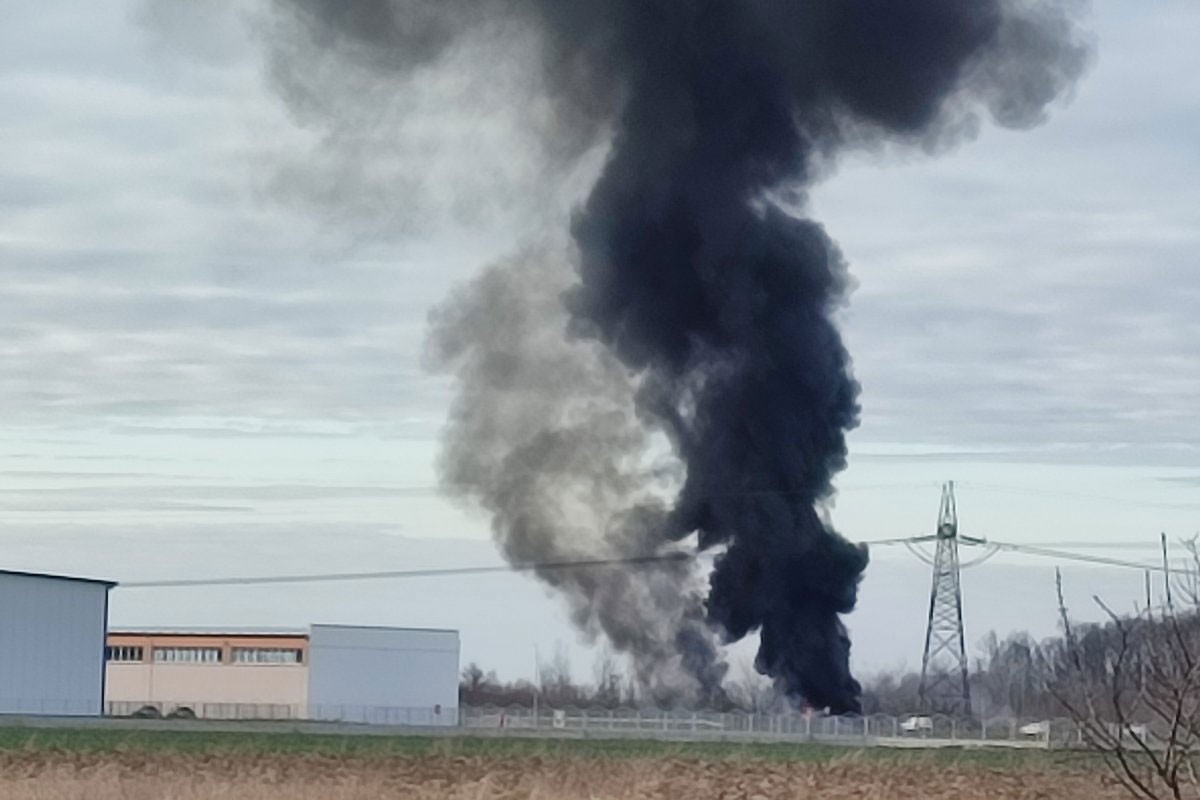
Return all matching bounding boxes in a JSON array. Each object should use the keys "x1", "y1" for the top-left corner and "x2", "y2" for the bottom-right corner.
[{"x1": 918, "y1": 482, "x2": 972, "y2": 716}]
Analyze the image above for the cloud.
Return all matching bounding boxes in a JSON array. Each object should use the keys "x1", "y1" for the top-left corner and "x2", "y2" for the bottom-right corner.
[
  {"x1": 0, "y1": 483, "x2": 436, "y2": 501},
  {"x1": 0, "y1": 501, "x2": 253, "y2": 514},
  {"x1": 0, "y1": 470, "x2": 201, "y2": 480},
  {"x1": 818, "y1": 2, "x2": 1200, "y2": 462},
  {"x1": 1158, "y1": 477, "x2": 1200, "y2": 489},
  {"x1": 0, "y1": 0, "x2": 1197, "y2": 469},
  {"x1": 3, "y1": 1, "x2": 1198, "y2": 683}
]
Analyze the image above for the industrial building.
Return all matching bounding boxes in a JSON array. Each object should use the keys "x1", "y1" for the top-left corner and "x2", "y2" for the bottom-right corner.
[
  {"x1": 106, "y1": 624, "x2": 460, "y2": 725},
  {"x1": 0, "y1": 569, "x2": 115, "y2": 716}
]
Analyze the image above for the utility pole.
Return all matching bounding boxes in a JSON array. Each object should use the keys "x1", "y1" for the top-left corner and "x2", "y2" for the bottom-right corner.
[
  {"x1": 1161, "y1": 532, "x2": 1174, "y2": 612},
  {"x1": 533, "y1": 644, "x2": 541, "y2": 728},
  {"x1": 918, "y1": 481, "x2": 972, "y2": 717}
]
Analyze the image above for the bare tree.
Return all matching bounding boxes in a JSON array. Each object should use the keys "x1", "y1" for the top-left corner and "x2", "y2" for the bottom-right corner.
[
  {"x1": 461, "y1": 663, "x2": 491, "y2": 692},
  {"x1": 1172, "y1": 537, "x2": 1200, "y2": 609},
  {"x1": 860, "y1": 670, "x2": 921, "y2": 716},
  {"x1": 726, "y1": 663, "x2": 785, "y2": 714},
  {"x1": 538, "y1": 643, "x2": 587, "y2": 707},
  {"x1": 459, "y1": 663, "x2": 540, "y2": 707},
  {"x1": 592, "y1": 649, "x2": 625, "y2": 709},
  {"x1": 974, "y1": 630, "x2": 1052, "y2": 719},
  {"x1": 1049, "y1": 568, "x2": 1200, "y2": 800}
]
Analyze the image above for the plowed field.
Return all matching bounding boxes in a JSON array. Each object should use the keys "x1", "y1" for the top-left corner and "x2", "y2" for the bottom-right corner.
[{"x1": 0, "y1": 749, "x2": 1121, "y2": 799}]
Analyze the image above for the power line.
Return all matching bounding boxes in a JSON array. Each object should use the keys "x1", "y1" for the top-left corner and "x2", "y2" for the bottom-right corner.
[
  {"x1": 858, "y1": 536, "x2": 923, "y2": 546},
  {"x1": 1005, "y1": 540, "x2": 1172, "y2": 550},
  {"x1": 118, "y1": 553, "x2": 693, "y2": 589},
  {"x1": 965, "y1": 539, "x2": 1181, "y2": 574},
  {"x1": 111, "y1": 530, "x2": 1188, "y2": 590},
  {"x1": 115, "y1": 536, "x2": 913, "y2": 589}
]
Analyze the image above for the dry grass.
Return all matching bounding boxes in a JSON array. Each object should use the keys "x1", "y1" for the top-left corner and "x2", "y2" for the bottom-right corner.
[{"x1": 0, "y1": 749, "x2": 1124, "y2": 799}]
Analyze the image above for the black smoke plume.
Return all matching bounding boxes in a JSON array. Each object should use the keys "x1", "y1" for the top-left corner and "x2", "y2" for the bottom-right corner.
[{"x1": 266, "y1": 0, "x2": 1089, "y2": 712}]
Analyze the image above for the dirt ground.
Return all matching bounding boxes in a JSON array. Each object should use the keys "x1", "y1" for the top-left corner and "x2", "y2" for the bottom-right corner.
[{"x1": 0, "y1": 750, "x2": 1125, "y2": 799}]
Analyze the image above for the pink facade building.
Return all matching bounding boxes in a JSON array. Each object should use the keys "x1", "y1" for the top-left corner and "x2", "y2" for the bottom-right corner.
[
  {"x1": 105, "y1": 625, "x2": 460, "y2": 724},
  {"x1": 106, "y1": 628, "x2": 309, "y2": 717}
]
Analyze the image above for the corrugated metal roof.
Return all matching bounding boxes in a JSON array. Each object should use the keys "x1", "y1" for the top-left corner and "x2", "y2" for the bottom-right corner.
[{"x1": 0, "y1": 569, "x2": 116, "y2": 588}]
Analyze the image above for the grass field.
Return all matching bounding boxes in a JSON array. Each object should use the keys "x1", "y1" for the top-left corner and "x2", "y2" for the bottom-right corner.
[{"x1": 0, "y1": 725, "x2": 1122, "y2": 799}]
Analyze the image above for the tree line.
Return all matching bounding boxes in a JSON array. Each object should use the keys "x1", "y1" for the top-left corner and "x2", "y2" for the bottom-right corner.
[{"x1": 458, "y1": 627, "x2": 1080, "y2": 717}]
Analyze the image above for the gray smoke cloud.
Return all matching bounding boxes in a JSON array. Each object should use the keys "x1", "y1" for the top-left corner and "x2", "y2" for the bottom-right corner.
[
  {"x1": 426, "y1": 244, "x2": 725, "y2": 700},
  {"x1": 262, "y1": 0, "x2": 1091, "y2": 710}
]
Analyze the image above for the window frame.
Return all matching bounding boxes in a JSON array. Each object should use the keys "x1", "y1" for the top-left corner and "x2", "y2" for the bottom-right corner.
[
  {"x1": 152, "y1": 646, "x2": 223, "y2": 664},
  {"x1": 230, "y1": 647, "x2": 304, "y2": 665},
  {"x1": 105, "y1": 645, "x2": 145, "y2": 663}
]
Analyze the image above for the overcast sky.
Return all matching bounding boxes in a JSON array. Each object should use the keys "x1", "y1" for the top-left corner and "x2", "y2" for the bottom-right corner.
[{"x1": 2, "y1": 1, "x2": 1199, "y2": 681}]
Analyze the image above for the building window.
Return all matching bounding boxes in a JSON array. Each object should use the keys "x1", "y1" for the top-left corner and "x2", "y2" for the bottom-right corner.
[
  {"x1": 153, "y1": 647, "x2": 222, "y2": 664},
  {"x1": 105, "y1": 646, "x2": 144, "y2": 663},
  {"x1": 231, "y1": 647, "x2": 303, "y2": 665}
]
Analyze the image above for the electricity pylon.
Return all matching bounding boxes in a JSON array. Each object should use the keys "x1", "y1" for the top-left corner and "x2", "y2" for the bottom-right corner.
[{"x1": 917, "y1": 481, "x2": 974, "y2": 716}]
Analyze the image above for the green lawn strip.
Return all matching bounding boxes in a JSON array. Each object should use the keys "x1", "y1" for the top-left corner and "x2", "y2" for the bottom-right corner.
[{"x1": 0, "y1": 726, "x2": 1095, "y2": 769}]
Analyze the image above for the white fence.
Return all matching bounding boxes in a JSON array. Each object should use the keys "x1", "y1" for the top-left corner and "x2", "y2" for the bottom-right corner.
[
  {"x1": 461, "y1": 705, "x2": 1083, "y2": 748},
  {"x1": 97, "y1": 700, "x2": 1099, "y2": 747},
  {"x1": 105, "y1": 700, "x2": 458, "y2": 726}
]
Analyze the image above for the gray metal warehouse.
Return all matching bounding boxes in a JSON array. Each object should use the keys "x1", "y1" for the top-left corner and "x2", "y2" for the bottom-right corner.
[
  {"x1": 307, "y1": 624, "x2": 460, "y2": 725},
  {"x1": 0, "y1": 569, "x2": 114, "y2": 716}
]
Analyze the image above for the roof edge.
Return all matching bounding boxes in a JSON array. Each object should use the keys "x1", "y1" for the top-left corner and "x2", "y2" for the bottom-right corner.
[
  {"x1": 0, "y1": 569, "x2": 116, "y2": 588},
  {"x1": 309, "y1": 623, "x2": 459, "y2": 635},
  {"x1": 108, "y1": 626, "x2": 308, "y2": 637}
]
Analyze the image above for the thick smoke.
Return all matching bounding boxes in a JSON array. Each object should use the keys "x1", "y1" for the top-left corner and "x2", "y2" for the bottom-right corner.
[
  {"x1": 267, "y1": 0, "x2": 1089, "y2": 712},
  {"x1": 427, "y1": 246, "x2": 725, "y2": 700}
]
